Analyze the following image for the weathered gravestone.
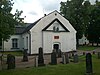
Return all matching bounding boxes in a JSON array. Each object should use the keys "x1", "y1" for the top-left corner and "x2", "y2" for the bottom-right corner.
[
  {"x1": 7, "y1": 54, "x2": 15, "y2": 69},
  {"x1": 38, "y1": 47, "x2": 45, "y2": 66},
  {"x1": 65, "y1": 52, "x2": 69, "y2": 64},
  {"x1": 57, "y1": 49, "x2": 62, "y2": 58},
  {"x1": 98, "y1": 52, "x2": 100, "y2": 59},
  {"x1": 34, "y1": 56, "x2": 38, "y2": 67},
  {"x1": 23, "y1": 49, "x2": 28, "y2": 62},
  {"x1": 51, "y1": 49, "x2": 57, "y2": 65},
  {"x1": 73, "y1": 54, "x2": 78, "y2": 63},
  {"x1": 86, "y1": 53, "x2": 93, "y2": 74},
  {"x1": 62, "y1": 54, "x2": 66, "y2": 64}
]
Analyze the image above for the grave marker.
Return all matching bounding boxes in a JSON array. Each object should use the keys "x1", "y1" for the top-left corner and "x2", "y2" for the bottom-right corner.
[
  {"x1": 38, "y1": 47, "x2": 45, "y2": 66},
  {"x1": 7, "y1": 54, "x2": 15, "y2": 69},
  {"x1": 73, "y1": 54, "x2": 78, "y2": 63},
  {"x1": 51, "y1": 49, "x2": 57, "y2": 65},
  {"x1": 86, "y1": 53, "x2": 93, "y2": 74}
]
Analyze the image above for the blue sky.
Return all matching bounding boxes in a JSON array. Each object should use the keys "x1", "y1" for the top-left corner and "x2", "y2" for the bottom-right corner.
[{"x1": 11, "y1": 0, "x2": 97, "y2": 23}]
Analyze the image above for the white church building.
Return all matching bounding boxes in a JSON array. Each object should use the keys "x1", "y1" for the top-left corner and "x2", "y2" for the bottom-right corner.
[{"x1": 4, "y1": 10, "x2": 77, "y2": 54}]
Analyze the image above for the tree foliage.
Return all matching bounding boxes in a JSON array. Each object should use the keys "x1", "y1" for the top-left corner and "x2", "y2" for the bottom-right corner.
[
  {"x1": 0, "y1": 0, "x2": 24, "y2": 42},
  {"x1": 60, "y1": 0, "x2": 100, "y2": 46},
  {"x1": 60, "y1": 0, "x2": 85, "y2": 46},
  {"x1": 87, "y1": 0, "x2": 100, "y2": 45}
]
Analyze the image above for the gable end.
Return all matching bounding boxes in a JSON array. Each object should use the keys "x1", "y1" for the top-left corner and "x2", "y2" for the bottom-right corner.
[{"x1": 42, "y1": 18, "x2": 70, "y2": 32}]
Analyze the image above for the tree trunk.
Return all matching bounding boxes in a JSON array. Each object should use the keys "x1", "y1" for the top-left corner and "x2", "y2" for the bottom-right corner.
[
  {"x1": 76, "y1": 38, "x2": 79, "y2": 49},
  {"x1": 96, "y1": 42, "x2": 99, "y2": 47},
  {"x1": 92, "y1": 42, "x2": 94, "y2": 46}
]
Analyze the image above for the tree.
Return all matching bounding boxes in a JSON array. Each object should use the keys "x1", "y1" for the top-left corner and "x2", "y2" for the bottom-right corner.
[
  {"x1": 87, "y1": 0, "x2": 100, "y2": 46},
  {"x1": 60, "y1": 0, "x2": 85, "y2": 47},
  {"x1": 0, "y1": 0, "x2": 24, "y2": 43}
]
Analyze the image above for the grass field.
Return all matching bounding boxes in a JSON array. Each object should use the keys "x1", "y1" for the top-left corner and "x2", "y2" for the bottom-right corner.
[
  {"x1": 0, "y1": 55, "x2": 100, "y2": 75},
  {"x1": 0, "y1": 51, "x2": 23, "y2": 56},
  {"x1": 78, "y1": 45, "x2": 99, "y2": 51}
]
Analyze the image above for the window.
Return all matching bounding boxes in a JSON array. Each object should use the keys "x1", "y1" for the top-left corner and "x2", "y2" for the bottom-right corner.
[
  {"x1": 12, "y1": 38, "x2": 18, "y2": 48},
  {"x1": 53, "y1": 22, "x2": 59, "y2": 32}
]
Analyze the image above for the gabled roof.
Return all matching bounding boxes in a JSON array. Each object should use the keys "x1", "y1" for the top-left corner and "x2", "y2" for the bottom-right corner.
[
  {"x1": 15, "y1": 27, "x2": 26, "y2": 34},
  {"x1": 15, "y1": 10, "x2": 76, "y2": 34},
  {"x1": 42, "y1": 18, "x2": 70, "y2": 32}
]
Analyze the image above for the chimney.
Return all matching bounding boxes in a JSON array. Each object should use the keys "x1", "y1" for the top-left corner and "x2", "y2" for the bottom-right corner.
[{"x1": 44, "y1": 14, "x2": 46, "y2": 16}]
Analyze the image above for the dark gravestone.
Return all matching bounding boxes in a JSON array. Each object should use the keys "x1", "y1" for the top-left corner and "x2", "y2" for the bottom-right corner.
[
  {"x1": 38, "y1": 47, "x2": 45, "y2": 66},
  {"x1": 65, "y1": 53, "x2": 69, "y2": 64},
  {"x1": 86, "y1": 53, "x2": 93, "y2": 74},
  {"x1": 93, "y1": 51, "x2": 95, "y2": 54},
  {"x1": 73, "y1": 54, "x2": 78, "y2": 63},
  {"x1": 7, "y1": 54, "x2": 15, "y2": 69},
  {"x1": 72, "y1": 52, "x2": 74, "y2": 57},
  {"x1": 58, "y1": 49, "x2": 62, "y2": 58},
  {"x1": 98, "y1": 52, "x2": 100, "y2": 59},
  {"x1": 23, "y1": 49, "x2": 28, "y2": 62},
  {"x1": 51, "y1": 50, "x2": 57, "y2": 65},
  {"x1": 83, "y1": 52, "x2": 85, "y2": 55}
]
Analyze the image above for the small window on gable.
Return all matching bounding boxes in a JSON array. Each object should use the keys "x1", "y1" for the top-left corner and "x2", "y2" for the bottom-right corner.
[
  {"x1": 53, "y1": 22, "x2": 59, "y2": 32},
  {"x1": 12, "y1": 38, "x2": 18, "y2": 49}
]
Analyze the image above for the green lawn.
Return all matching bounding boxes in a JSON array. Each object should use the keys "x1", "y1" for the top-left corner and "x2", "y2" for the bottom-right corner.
[
  {"x1": 0, "y1": 55, "x2": 100, "y2": 75},
  {"x1": 0, "y1": 51, "x2": 23, "y2": 56},
  {"x1": 78, "y1": 45, "x2": 99, "y2": 51}
]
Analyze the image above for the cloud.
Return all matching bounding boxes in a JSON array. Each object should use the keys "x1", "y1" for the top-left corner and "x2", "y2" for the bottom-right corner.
[
  {"x1": 28, "y1": 11, "x2": 38, "y2": 15},
  {"x1": 12, "y1": 0, "x2": 99, "y2": 23}
]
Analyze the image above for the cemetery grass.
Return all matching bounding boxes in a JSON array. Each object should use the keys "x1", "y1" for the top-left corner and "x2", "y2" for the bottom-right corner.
[
  {"x1": 0, "y1": 51, "x2": 23, "y2": 56},
  {"x1": 0, "y1": 55, "x2": 100, "y2": 75},
  {"x1": 78, "y1": 45, "x2": 99, "y2": 51}
]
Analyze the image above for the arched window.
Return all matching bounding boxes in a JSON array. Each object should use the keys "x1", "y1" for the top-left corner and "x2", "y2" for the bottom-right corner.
[{"x1": 53, "y1": 22, "x2": 59, "y2": 32}]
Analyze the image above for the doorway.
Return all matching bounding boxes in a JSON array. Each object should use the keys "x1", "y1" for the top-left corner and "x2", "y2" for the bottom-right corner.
[{"x1": 53, "y1": 44, "x2": 59, "y2": 53}]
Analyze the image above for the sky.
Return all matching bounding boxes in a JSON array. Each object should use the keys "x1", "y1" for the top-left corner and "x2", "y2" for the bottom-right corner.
[{"x1": 11, "y1": 0, "x2": 97, "y2": 23}]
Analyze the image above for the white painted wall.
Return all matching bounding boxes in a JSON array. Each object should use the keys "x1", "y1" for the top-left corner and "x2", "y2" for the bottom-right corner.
[
  {"x1": 4, "y1": 35, "x2": 23, "y2": 51},
  {"x1": 22, "y1": 32, "x2": 30, "y2": 53},
  {"x1": 43, "y1": 32, "x2": 76, "y2": 53}
]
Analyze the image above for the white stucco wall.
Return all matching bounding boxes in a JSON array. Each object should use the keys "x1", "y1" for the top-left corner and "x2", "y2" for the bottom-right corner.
[
  {"x1": 22, "y1": 32, "x2": 30, "y2": 53},
  {"x1": 43, "y1": 32, "x2": 76, "y2": 53},
  {"x1": 4, "y1": 35, "x2": 23, "y2": 51}
]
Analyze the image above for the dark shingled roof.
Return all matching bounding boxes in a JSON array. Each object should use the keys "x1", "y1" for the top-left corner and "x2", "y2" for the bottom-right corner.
[
  {"x1": 22, "y1": 19, "x2": 41, "y2": 33},
  {"x1": 15, "y1": 19, "x2": 41, "y2": 34},
  {"x1": 15, "y1": 27, "x2": 26, "y2": 34}
]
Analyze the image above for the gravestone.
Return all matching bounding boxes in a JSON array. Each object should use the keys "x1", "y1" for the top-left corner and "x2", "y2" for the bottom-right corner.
[
  {"x1": 83, "y1": 52, "x2": 85, "y2": 55},
  {"x1": 34, "y1": 56, "x2": 38, "y2": 67},
  {"x1": 73, "y1": 54, "x2": 78, "y2": 63},
  {"x1": 23, "y1": 49, "x2": 28, "y2": 62},
  {"x1": 98, "y1": 52, "x2": 100, "y2": 59},
  {"x1": 38, "y1": 47, "x2": 45, "y2": 66},
  {"x1": 51, "y1": 49, "x2": 57, "y2": 65},
  {"x1": 93, "y1": 51, "x2": 95, "y2": 54},
  {"x1": 65, "y1": 53, "x2": 69, "y2": 64},
  {"x1": 7, "y1": 54, "x2": 15, "y2": 69},
  {"x1": 72, "y1": 52, "x2": 74, "y2": 57},
  {"x1": 57, "y1": 49, "x2": 62, "y2": 58},
  {"x1": 86, "y1": 53, "x2": 93, "y2": 74}
]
